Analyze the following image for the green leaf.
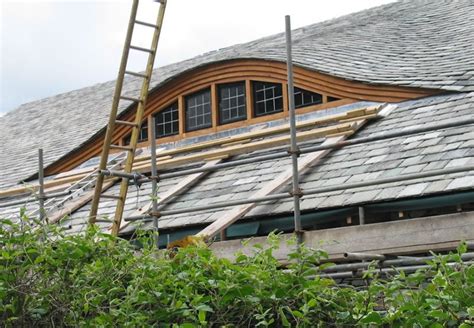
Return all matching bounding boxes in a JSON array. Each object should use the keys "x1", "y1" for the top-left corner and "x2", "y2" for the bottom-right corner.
[
  {"x1": 278, "y1": 308, "x2": 291, "y2": 327},
  {"x1": 429, "y1": 323, "x2": 443, "y2": 328},
  {"x1": 457, "y1": 241, "x2": 467, "y2": 254},
  {"x1": 180, "y1": 323, "x2": 196, "y2": 328},
  {"x1": 307, "y1": 298, "x2": 317, "y2": 308},
  {"x1": 198, "y1": 310, "x2": 206, "y2": 323},
  {"x1": 336, "y1": 311, "x2": 350, "y2": 320},
  {"x1": 429, "y1": 309, "x2": 450, "y2": 321},
  {"x1": 292, "y1": 310, "x2": 304, "y2": 318},
  {"x1": 426, "y1": 298, "x2": 442, "y2": 309},
  {"x1": 467, "y1": 307, "x2": 474, "y2": 318},
  {"x1": 195, "y1": 304, "x2": 213, "y2": 313},
  {"x1": 360, "y1": 311, "x2": 382, "y2": 324}
]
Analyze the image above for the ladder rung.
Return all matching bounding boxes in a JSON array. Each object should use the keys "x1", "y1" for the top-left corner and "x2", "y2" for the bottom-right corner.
[
  {"x1": 110, "y1": 144, "x2": 133, "y2": 151},
  {"x1": 135, "y1": 20, "x2": 160, "y2": 29},
  {"x1": 120, "y1": 96, "x2": 142, "y2": 103},
  {"x1": 130, "y1": 45, "x2": 154, "y2": 54},
  {"x1": 101, "y1": 194, "x2": 122, "y2": 200},
  {"x1": 115, "y1": 120, "x2": 138, "y2": 127},
  {"x1": 125, "y1": 70, "x2": 149, "y2": 79}
]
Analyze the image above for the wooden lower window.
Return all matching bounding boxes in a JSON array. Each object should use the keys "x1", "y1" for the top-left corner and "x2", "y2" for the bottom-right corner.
[
  {"x1": 185, "y1": 88, "x2": 212, "y2": 132},
  {"x1": 294, "y1": 87, "x2": 322, "y2": 108},
  {"x1": 218, "y1": 82, "x2": 247, "y2": 124},
  {"x1": 253, "y1": 81, "x2": 283, "y2": 117},
  {"x1": 154, "y1": 102, "x2": 179, "y2": 138}
]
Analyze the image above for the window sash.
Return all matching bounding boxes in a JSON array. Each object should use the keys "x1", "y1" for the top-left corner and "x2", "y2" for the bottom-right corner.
[
  {"x1": 253, "y1": 82, "x2": 283, "y2": 117},
  {"x1": 293, "y1": 87, "x2": 323, "y2": 109},
  {"x1": 155, "y1": 102, "x2": 179, "y2": 138},
  {"x1": 185, "y1": 89, "x2": 212, "y2": 132},
  {"x1": 218, "y1": 82, "x2": 247, "y2": 124}
]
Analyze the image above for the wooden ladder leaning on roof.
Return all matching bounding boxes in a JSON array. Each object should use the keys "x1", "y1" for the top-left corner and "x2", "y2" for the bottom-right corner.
[{"x1": 89, "y1": 0, "x2": 167, "y2": 235}]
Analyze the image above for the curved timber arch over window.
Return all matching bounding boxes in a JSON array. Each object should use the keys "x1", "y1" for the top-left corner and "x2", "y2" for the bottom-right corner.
[{"x1": 46, "y1": 59, "x2": 438, "y2": 175}]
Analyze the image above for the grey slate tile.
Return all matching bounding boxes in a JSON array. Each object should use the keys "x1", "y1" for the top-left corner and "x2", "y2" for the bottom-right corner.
[{"x1": 397, "y1": 183, "x2": 429, "y2": 198}]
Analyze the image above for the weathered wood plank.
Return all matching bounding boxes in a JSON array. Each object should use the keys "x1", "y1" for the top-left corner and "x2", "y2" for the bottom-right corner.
[
  {"x1": 0, "y1": 106, "x2": 375, "y2": 199},
  {"x1": 133, "y1": 106, "x2": 378, "y2": 164},
  {"x1": 210, "y1": 212, "x2": 474, "y2": 261},
  {"x1": 197, "y1": 119, "x2": 367, "y2": 239},
  {"x1": 48, "y1": 179, "x2": 118, "y2": 224},
  {"x1": 133, "y1": 123, "x2": 354, "y2": 174}
]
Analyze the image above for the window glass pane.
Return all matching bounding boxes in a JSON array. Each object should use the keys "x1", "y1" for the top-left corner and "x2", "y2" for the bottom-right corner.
[
  {"x1": 253, "y1": 81, "x2": 283, "y2": 117},
  {"x1": 327, "y1": 96, "x2": 340, "y2": 102},
  {"x1": 293, "y1": 87, "x2": 323, "y2": 109},
  {"x1": 154, "y1": 102, "x2": 179, "y2": 138},
  {"x1": 185, "y1": 88, "x2": 212, "y2": 132},
  {"x1": 139, "y1": 119, "x2": 148, "y2": 141},
  {"x1": 218, "y1": 82, "x2": 247, "y2": 125}
]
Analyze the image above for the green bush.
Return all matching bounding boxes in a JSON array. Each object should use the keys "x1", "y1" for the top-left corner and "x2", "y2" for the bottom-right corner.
[{"x1": 1, "y1": 216, "x2": 473, "y2": 327}]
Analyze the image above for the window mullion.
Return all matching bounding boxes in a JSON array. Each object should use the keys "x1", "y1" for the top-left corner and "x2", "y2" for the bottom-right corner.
[{"x1": 211, "y1": 84, "x2": 218, "y2": 129}]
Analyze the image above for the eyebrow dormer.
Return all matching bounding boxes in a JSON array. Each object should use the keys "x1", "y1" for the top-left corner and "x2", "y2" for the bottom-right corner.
[{"x1": 46, "y1": 59, "x2": 436, "y2": 175}]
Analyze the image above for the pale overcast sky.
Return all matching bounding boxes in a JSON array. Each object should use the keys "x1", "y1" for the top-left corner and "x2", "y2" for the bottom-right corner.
[{"x1": 0, "y1": 0, "x2": 396, "y2": 114}]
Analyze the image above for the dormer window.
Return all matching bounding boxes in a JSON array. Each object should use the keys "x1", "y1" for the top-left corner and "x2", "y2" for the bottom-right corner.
[
  {"x1": 154, "y1": 102, "x2": 179, "y2": 138},
  {"x1": 294, "y1": 87, "x2": 322, "y2": 109},
  {"x1": 253, "y1": 81, "x2": 283, "y2": 117},
  {"x1": 218, "y1": 82, "x2": 247, "y2": 124},
  {"x1": 185, "y1": 88, "x2": 212, "y2": 132}
]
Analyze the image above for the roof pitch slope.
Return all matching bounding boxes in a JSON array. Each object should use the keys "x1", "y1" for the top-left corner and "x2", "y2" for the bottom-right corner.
[
  {"x1": 120, "y1": 91, "x2": 474, "y2": 231},
  {"x1": 260, "y1": 91, "x2": 474, "y2": 215},
  {"x1": 1, "y1": 0, "x2": 473, "y2": 190}
]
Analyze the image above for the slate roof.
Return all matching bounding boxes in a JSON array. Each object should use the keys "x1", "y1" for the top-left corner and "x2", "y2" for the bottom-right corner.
[
  {"x1": 0, "y1": 91, "x2": 473, "y2": 234},
  {"x1": 144, "y1": 92, "x2": 473, "y2": 230},
  {"x1": 1, "y1": 0, "x2": 473, "y2": 190},
  {"x1": 49, "y1": 91, "x2": 473, "y2": 234}
]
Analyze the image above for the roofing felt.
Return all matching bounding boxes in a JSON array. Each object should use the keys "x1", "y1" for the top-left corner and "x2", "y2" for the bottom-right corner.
[{"x1": 1, "y1": 0, "x2": 473, "y2": 190}]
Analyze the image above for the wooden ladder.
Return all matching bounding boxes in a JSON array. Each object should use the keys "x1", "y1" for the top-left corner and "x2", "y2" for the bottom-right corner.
[{"x1": 89, "y1": 0, "x2": 167, "y2": 235}]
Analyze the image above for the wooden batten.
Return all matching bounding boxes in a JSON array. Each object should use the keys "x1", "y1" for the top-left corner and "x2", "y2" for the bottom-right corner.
[{"x1": 1, "y1": 106, "x2": 379, "y2": 199}]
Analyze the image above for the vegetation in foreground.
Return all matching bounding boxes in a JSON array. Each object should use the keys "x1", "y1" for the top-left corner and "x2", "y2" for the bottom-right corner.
[{"x1": 1, "y1": 216, "x2": 473, "y2": 327}]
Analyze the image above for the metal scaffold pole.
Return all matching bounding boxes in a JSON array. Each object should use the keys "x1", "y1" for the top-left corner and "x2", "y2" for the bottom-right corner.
[
  {"x1": 103, "y1": 117, "x2": 474, "y2": 185},
  {"x1": 125, "y1": 164, "x2": 474, "y2": 222},
  {"x1": 285, "y1": 15, "x2": 303, "y2": 242},
  {"x1": 150, "y1": 117, "x2": 159, "y2": 248},
  {"x1": 38, "y1": 148, "x2": 45, "y2": 222}
]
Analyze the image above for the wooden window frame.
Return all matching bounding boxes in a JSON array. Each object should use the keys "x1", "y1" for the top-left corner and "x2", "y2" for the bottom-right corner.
[
  {"x1": 153, "y1": 102, "x2": 179, "y2": 139},
  {"x1": 133, "y1": 79, "x2": 351, "y2": 148},
  {"x1": 47, "y1": 59, "x2": 437, "y2": 175},
  {"x1": 184, "y1": 88, "x2": 213, "y2": 132},
  {"x1": 252, "y1": 81, "x2": 285, "y2": 117},
  {"x1": 217, "y1": 81, "x2": 247, "y2": 125}
]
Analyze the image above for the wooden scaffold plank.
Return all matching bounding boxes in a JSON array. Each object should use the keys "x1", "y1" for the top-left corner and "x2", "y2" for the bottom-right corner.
[{"x1": 197, "y1": 119, "x2": 368, "y2": 239}]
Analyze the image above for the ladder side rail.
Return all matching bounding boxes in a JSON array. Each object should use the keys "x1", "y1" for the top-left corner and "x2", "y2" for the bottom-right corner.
[
  {"x1": 89, "y1": 0, "x2": 140, "y2": 224},
  {"x1": 111, "y1": 0, "x2": 167, "y2": 235}
]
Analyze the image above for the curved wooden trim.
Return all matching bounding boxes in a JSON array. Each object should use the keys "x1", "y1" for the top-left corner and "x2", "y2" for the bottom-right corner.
[{"x1": 45, "y1": 59, "x2": 438, "y2": 176}]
